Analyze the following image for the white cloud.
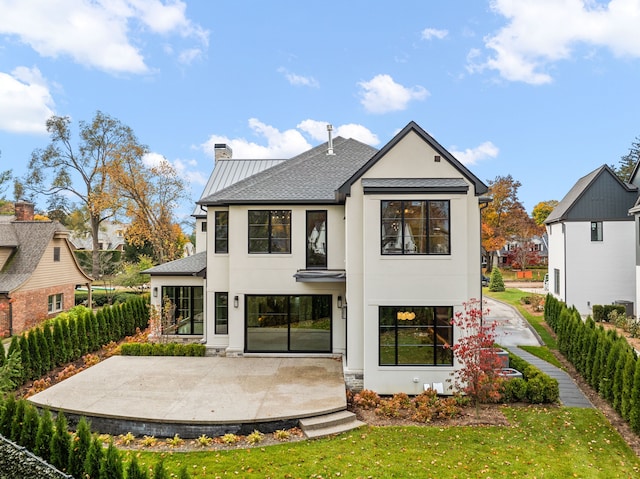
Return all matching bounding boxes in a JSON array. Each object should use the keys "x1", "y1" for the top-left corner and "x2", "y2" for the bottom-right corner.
[
  {"x1": 449, "y1": 141, "x2": 499, "y2": 165},
  {"x1": 143, "y1": 152, "x2": 206, "y2": 188},
  {"x1": 421, "y1": 28, "x2": 448, "y2": 40},
  {"x1": 202, "y1": 119, "x2": 380, "y2": 160},
  {"x1": 278, "y1": 67, "x2": 319, "y2": 88},
  {"x1": 0, "y1": 66, "x2": 55, "y2": 134},
  {"x1": 358, "y1": 74, "x2": 429, "y2": 114},
  {"x1": 0, "y1": 0, "x2": 209, "y2": 74},
  {"x1": 472, "y1": 0, "x2": 640, "y2": 84}
]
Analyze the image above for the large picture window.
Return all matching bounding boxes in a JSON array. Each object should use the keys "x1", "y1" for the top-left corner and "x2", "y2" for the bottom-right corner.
[
  {"x1": 215, "y1": 211, "x2": 228, "y2": 253},
  {"x1": 381, "y1": 200, "x2": 450, "y2": 255},
  {"x1": 161, "y1": 286, "x2": 204, "y2": 335},
  {"x1": 248, "y1": 210, "x2": 291, "y2": 253},
  {"x1": 215, "y1": 292, "x2": 228, "y2": 334},
  {"x1": 306, "y1": 210, "x2": 327, "y2": 269},
  {"x1": 246, "y1": 295, "x2": 331, "y2": 352},
  {"x1": 379, "y1": 306, "x2": 453, "y2": 366}
]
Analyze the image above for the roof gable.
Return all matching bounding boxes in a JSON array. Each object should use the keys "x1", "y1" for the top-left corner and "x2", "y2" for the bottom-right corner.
[
  {"x1": 338, "y1": 121, "x2": 488, "y2": 197},
  {"x1": 545, "y1": 164, "x2": 638, "y2": 224},
  {"x1": 0, "y1": 221, "x2": 92, "y2": 293}
]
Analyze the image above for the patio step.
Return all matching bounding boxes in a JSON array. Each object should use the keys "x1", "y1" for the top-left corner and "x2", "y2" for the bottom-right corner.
[{"x1": 299, "y1": 410, "x2": 365, "y2": 439}]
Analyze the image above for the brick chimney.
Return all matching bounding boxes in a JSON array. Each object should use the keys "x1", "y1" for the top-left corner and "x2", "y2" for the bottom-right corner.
[
  {"x1": 214, "y1": 143, "x2": 233, "y2": 160},
  {"x1": 14, "y1": 201, "x2": 35, "y2": 221}
]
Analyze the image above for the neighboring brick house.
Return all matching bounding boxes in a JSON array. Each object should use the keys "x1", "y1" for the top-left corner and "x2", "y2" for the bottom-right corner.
[{"x1": 0, "y1": 201, "x2": 93, "y2": 337}]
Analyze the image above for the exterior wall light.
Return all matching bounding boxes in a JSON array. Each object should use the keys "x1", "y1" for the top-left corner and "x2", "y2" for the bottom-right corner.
[
  {"x1": 234, "y1": 295, "x2": 239, "y2": 308},
  {"x1": 153, "y1": 287, "x2": 158, "y2": 298},
  {"x1": 337, "y1": 296, "x2": 343, "y2": 309}
]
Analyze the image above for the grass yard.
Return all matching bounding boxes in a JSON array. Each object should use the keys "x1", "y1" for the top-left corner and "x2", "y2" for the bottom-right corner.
[{"x1": 124, "y1": 407, "x2": 639, "y2": 478}]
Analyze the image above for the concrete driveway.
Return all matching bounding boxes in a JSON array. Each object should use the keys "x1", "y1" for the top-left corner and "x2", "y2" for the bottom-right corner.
[{"x1": 483, "y1": 297, "x2": 542, "y2": 347}]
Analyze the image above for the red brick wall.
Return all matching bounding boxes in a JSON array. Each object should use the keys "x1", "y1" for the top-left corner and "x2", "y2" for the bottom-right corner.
[{"x1": 6, "y1": 284, "x2": 77, "y2": 336}]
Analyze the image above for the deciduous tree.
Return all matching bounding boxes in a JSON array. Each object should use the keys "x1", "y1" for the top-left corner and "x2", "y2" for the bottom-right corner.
[
  {"x1": 532, "y1": 200, "x2": 559, "y2": 226},
  {"x1": 24, "y1": 111, "x2": 144, "y2": 276}
]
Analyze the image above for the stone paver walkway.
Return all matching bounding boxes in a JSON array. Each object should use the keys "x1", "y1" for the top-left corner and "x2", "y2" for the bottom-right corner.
[{"x1": 485, "y1": 297, "x2": 593, "y2": 409}]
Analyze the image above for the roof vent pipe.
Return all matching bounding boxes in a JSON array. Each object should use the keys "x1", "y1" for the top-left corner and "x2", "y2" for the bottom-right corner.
[{"x1": 327, "y1": 124, "x2": 335, "y2": 155}]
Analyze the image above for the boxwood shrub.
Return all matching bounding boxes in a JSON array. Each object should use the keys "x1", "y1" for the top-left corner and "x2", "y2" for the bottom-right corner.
[
  {"x1": 120, "y1": 342, "x2": 206, "y2": 357},
  {"x1": 502, "y1": 351, "x2": 559, "y2": 404}
]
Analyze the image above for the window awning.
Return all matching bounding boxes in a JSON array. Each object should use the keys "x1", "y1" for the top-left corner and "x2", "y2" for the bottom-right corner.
[
  {"x1": 361, "y1": 178, "x2": 469, "y2": 194},
  {"x1": 293, "y1": 269, "x2": 346, "y2": 282}
]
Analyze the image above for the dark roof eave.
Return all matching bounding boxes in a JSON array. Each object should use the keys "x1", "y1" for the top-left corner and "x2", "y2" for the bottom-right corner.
[
  {"x1": 362, "y1": 186, "x2": 469, "y2": 195},
  {"x1": 198, "y1": 198, "x2": 345, "y2": 207},
  {"x1": 146, "y1": 269, "x2": 207, "y2": 278}
]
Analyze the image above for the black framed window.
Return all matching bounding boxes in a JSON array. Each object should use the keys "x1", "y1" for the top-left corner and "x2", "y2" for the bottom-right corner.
[
  {"x1": 53, "y1": 247, "x2": 61, "y2": 262},
  {"x1": 215, "y1": 211, "x2": 228, "y2": 253},
  {"x1": 379, "y1": 306, "x2": 453, "y2": 366},
  {"x1": 161, "y1": 286, "x2": 204, "y2": 335},
  {"x1": 306, "y1": 210, "x2": 327, "y2": 269},
  {"x1": 591, "y1": 221, "x2": 603, "y2": 241},
  {"x1": 201, "y1": 221, "x2": 207, "y2": 232},
  {"x1": 381, "y1": 200, "x2": 450, "y2": 255},
  {"x1": 248, "y1": 210, "x2": 291, "y2": 253},
  {"x1": 245, "y1": 295, "x2": 331, "y2": 352},
  {"x1": 215, "y1": 292, "x2": 228, "y2": 334}
]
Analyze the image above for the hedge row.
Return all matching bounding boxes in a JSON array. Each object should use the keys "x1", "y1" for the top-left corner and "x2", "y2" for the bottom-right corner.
[
  {"x1": 0, "y1": 396, "x2": 187, "y2": 478},
  {"x1": 545, "y1": 294, "x2": 640, "y2": 434},
  {"x1": 4, "y1": 296, "x2": 149, "y2": 387},
  {"x1": 120, "y1": 342, "x2": 205, "y2": 357},
  {"x1": 503, "y1": 352, "x2": 559, "y2": 404},
  {"x1": 74, "y1": 290, "x2": 142, "y2": 307}
]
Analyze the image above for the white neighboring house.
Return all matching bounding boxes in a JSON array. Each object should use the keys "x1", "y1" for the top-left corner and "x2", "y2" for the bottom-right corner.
[
  {"x1": 145, "y1": 122, "x2": 489, "y2": 394},
  {"x1": 69, "y1": 221, "x2": 128, "y2": 252},
  {"x1": 545, "y1": 165, "x2": 639, "y2": 316}
]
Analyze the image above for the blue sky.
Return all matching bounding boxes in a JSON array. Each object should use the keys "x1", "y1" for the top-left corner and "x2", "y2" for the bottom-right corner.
[{"x1": 1, "y1": 0, "x2": 640, "y2": 222}]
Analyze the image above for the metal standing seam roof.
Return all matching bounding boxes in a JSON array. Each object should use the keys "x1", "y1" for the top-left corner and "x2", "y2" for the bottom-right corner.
[
  {"x1": 0, "y1": 221, "x2": 91, "y2": 294},
  {"x1": 192, "y1": 158, "x2": 286, "y2": 216},
  {"x1": 198, "y1": 137, "x2": 379, "y2": 205}
]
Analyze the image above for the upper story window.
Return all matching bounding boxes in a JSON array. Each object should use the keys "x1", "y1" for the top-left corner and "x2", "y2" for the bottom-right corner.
[
  {"x1": 53, "y1": 247, "x2": 61, "y2": 262},
  {"x1": 381, "y1": 200, "x2": 450, "y2": 255},
  {"x1": 248, "y1": 210, "x2": 291, "y2": 254},
  {"x1": 48, "y1": 293, "x2": 63, "y2": 313},
  {"x1": 214, "y1": 212, "x2": 228, "y2": 253},
  {"x1": 591, "y1": 221, "x2": 603, "y2": 242},
  {"x1": 201, "y1": 221, "x2": 207, "y2": 232},
  {"x1": 306, "y1": 210, "x2": 327, "y2": 269}
]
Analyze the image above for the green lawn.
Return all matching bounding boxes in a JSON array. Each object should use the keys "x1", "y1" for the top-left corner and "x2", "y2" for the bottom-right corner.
[{"x1": 124, "y1": 407, "x2": 640, "y2": 477}]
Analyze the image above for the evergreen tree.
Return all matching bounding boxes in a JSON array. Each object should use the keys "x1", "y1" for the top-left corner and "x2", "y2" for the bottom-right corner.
[
  {"x1": 43, "y1": 324, "x2": 55, "y2": 368},
  {"x1": 488, "y1": 267, "x2": 505, "y2": 292},
  {"x1": 99, "y1": 440, "x2": 124, "y2": 479},
  {"x1": 60, "y1": 319, "x2": 73, "y2": 363},
  {"x1": 10, "y1": 397, "x2": 26, "y2": 442},
  {"x1": 68, "y1": 317, "x2": 80, "y2": 361},
  {"x1": 601, "y1": 339, "x2": 623, "y2": 401},
  {"x1": 0, "y1": 337, "x2": 6, "y2": 367},
  {"x1": 18, "y1": 335, "x2": 31, "y2": 383},
  {"x1": 621, "y1": 350, "x2": 637, "y2": 421},
  {"x1": 630, "y1": 357, "x2": 640, "y2": 434},
  {"x1": 50, "y1": 411, "x2": 72, "y2": 472},
  {"x1": 27, "y1": 329, "x2": 43, "y2": 379},
  {"x1": 86, "y1": 310, "x2": 99, "y2": 352},
  {"x1": 126, "y1": 454, "x2": 150, "y2": 479},
  {"x1": 69, "y1": 416, "x2": 92, "y2": 479},
  {"x1": 84, "y1": 436, "x2": 104, "y2": 479},
  {"x1": 35, "y1": 327, "x2": 51, "y2": 373},
  {"x1": 52, "y1": 320, "x2": 67, "y2": 367},
  {"x1": 34, "y1": 408, "x2": 54, "y2": 461},
  {"x1": 96, "y1": 310, "x2": 108, "y2": 347},
  {"x1": 153, "y1": 459, "x2": 170, "y2": 479},
  {"x1": 0, "y1": 394, "x2": 16, "y2": 437},
  {"x1": 19, "y1": 403, "x2": 40, "y2": 450},
  {"x1": 612, "y1": 347, "x2": 630, "y2": 414},
  {"x1": 78, "y1": 312, "x2": 89, "y2": 356},
  {"x1": 178, "y1": 464, "x2": 191, "y2": 479},
  {"x1": 7, "y1": 334, "x2": 19, "y2": 359}
]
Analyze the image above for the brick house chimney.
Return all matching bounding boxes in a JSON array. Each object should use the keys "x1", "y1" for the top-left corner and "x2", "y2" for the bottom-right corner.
[
  {"x1": 214, "y1": 143, "x2": 233, "y2": 160},
  {"x1": 14, "y1": 201, "x2": 35, "y2": 221}
]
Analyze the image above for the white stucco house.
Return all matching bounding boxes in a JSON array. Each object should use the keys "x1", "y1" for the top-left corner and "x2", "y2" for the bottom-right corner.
[
  {"x1": 545, "y1": 164, "x2": 640, "y2": 316},
  {"x1": 145, "y1": 122, "x2": 489, "y2": 394}
]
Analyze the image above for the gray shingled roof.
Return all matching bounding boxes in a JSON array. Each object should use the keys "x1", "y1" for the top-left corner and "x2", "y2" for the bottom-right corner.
[
  {"x1": 192, "y1": 158, "x2": 285, "y2": 216},
  {"x1": 0, "y1": 221, "x2": 79, "y2": 293},
  {"x1": 198, "y1": 137, "x2": 378, "y2": 205},
  {"x1": 143, "y1": 251, "x2": 207, "y2": 276},
  {"x1": 545, "y1": 165, "x2": 637, "y2": 224}
]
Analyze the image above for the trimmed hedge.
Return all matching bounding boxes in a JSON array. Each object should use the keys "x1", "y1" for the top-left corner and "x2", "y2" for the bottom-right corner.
[
  {"x1": 74, "y1": 290, "x2": 142, "y2": 307},
  {"x1": 120, "y1": 342, "x2": 206, "y2": 357},
  {"x1": 505, "y1": 352, "x2": 559, "y2": 404},
  {"x1": 592, "y1": 304, "x2": 626, "y2": 323}
]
